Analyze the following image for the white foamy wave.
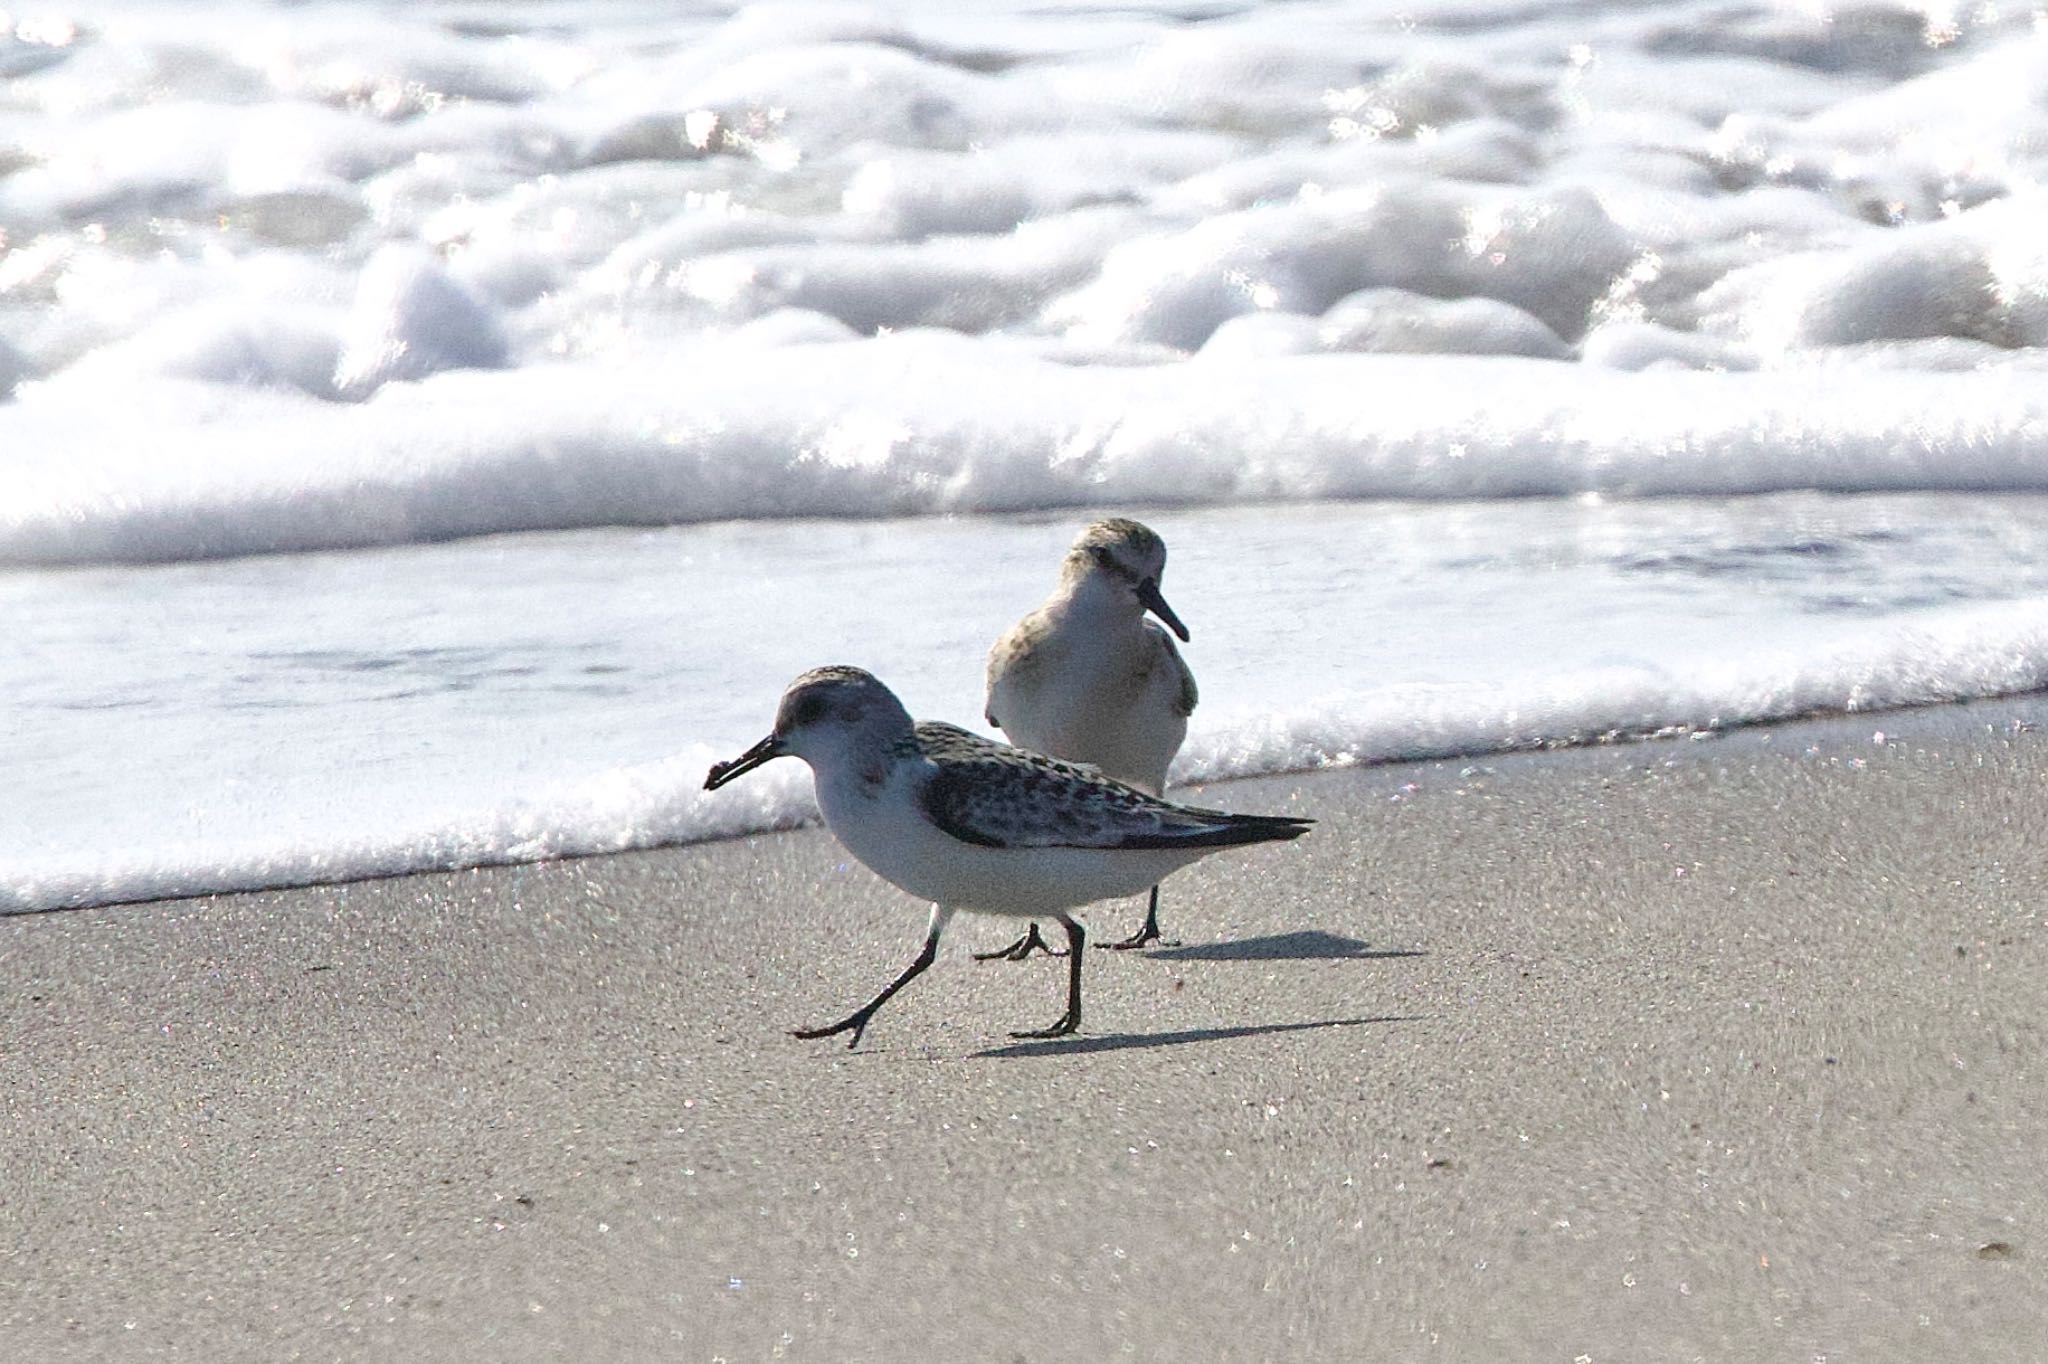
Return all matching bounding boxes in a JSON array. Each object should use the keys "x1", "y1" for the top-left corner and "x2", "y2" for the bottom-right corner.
[
  {"x1": 6, "y1": 3, "x2": 2048, "y2": 567},
  {"x1": 1, "y1": 745, "x2": 808, "y2": 915},
  {"x1": 8, "y1": 344, "x2": 2048, "y2": 564},
  {"x1": 331, "y1": 245, "x2": 510, "y2": 398},
  {"x1": 1179, "y1": 598, "x2": 2048, "y2": 783}
]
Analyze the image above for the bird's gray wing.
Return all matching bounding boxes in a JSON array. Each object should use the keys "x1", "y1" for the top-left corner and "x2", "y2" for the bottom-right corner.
[
  {"x1": 915, "y1": 723, "x2": 1303, "y2": 851},
  {"x1": 983, "y1": 609, "x2": 1055, "y2": 730}
]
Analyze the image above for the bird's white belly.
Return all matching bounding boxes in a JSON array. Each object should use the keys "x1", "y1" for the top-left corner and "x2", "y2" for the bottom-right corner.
[
  {"x1": 993, "y1": 657, "x2": 1183, "y2": 794},
  {"x1": 814, "y1": 773, "x2": 1200, "y2": 917}
]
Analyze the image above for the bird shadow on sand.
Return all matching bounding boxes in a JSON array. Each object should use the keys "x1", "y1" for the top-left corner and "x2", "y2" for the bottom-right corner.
[
  {"x1": 1139, "y1": 930, "x2": 1424, "y2": 963},
  {"x1": 973, "y1": 1014, "x2": 1419, "y2": 1059}
]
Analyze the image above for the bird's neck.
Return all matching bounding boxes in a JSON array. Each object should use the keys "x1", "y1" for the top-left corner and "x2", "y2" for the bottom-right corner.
[
  {"x1": 1050, "y1": 568, "x2": 1140, "y2": 629},
  {"x1": 812, "y1": 729, "x2": 908, "y2": 802}
]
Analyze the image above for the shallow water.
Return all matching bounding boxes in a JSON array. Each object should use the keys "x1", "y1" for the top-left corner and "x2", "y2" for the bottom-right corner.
[{"x1": 12, "y1": 493, "x2": 2048, "y2": 911}]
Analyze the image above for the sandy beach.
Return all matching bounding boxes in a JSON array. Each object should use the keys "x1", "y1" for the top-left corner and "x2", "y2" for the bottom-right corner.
[{"x1": 4, "y1": 699, "x2": 2045, "y2": 1361}]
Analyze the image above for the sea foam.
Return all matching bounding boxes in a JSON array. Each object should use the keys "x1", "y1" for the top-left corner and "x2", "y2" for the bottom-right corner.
[
  {"x1": 6, "y1": 3, "x2": 2048, "y2": 563},
  {"x1": 8, "y1": 344, "x2": 2048, "y2": 565}
]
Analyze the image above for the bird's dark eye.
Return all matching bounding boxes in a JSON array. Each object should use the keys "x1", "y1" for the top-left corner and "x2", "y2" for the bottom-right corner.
[
  {"x1": 1090, "y1": 546, "x2": 1117, "y2": 571},
  {"x1": 788, "y1": 693, "x2": 828, "y2": 728}
]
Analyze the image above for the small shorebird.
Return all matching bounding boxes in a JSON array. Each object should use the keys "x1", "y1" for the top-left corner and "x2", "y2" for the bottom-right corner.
[
  {"x1": 704, "y1": 667, "x2": 1309, "y2": 1048},
  {"x1": 983, "y1": 517, "x2": 1197, "y2": 956}
]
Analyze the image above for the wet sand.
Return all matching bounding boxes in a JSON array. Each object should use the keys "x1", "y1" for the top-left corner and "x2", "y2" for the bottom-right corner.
[{"x1": 4, "y1": 699, "x2": 2046, "y2": 1361}]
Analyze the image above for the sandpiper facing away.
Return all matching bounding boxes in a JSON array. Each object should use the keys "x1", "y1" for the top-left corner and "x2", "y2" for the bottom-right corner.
[
  {"x1": 704, "y1": 667, "x2": 1308, "y2": 1048},
  {"x1": 984, "y1": 517, "x2": 1198, "y2": 955}
]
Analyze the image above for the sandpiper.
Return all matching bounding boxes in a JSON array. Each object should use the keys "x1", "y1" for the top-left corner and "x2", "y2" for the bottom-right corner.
[
  {"x1": 704, "y1": 666, "x2": 1309, "y2": 1048},
  {"x1": 983, "y1": 517, "x2": 1197, "y2": 955}
]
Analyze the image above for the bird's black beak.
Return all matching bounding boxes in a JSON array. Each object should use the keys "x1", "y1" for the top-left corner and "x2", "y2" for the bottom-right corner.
[
  {"x1": 705, "y1": 733, "x2": 786, "y2": 790},
  {"x1": 1136, "y1": 578, "x2": 1190, "y2": 642}
]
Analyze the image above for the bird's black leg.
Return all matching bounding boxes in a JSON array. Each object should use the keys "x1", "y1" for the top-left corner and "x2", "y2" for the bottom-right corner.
[
  {"x1": 1104, "y1": 885, "x2": 1176, "y2": 950},
  {"x1": 794, "y1": 906, "x2": 952, "y2": 1050},
  {"x1": 1010, "y1": 914, "x2": 1085, "y2": 1039},
  {"x1": 972, "y1": 921, "x2": 1063, "y2": 961}
]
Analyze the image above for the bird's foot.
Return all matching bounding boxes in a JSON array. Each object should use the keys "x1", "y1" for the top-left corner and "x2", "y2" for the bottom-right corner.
[
  {"x1": 1008, "y1": 1011, "x2": 1081, "y2": 1040},
  {"x1": 792, "y1": 1012, "x2": 873, "y2": 1050},
  {"x1": 973, "y1": 923, "x2": 1064, "y2": 961},
  {"x1": 1102, "y1": 921, "x2": 1176, "y2": 951}
]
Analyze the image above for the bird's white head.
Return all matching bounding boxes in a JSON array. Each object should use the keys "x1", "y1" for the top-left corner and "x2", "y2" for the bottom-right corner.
[
  {"x1": 1061, "y1": 517, "x2": 1188, "y2": 641},
  {"x1": 704, "y1": 666, "x2": 915, "y2": 790}
]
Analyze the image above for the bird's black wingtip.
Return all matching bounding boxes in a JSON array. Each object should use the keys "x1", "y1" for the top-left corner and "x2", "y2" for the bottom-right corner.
[
  {"x1": 1121, "y1": 810, "x2": 1314, "y2": 850},
  {"x1": 1232, "y1": 811, "x2": 1315, "y2": 844}
]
